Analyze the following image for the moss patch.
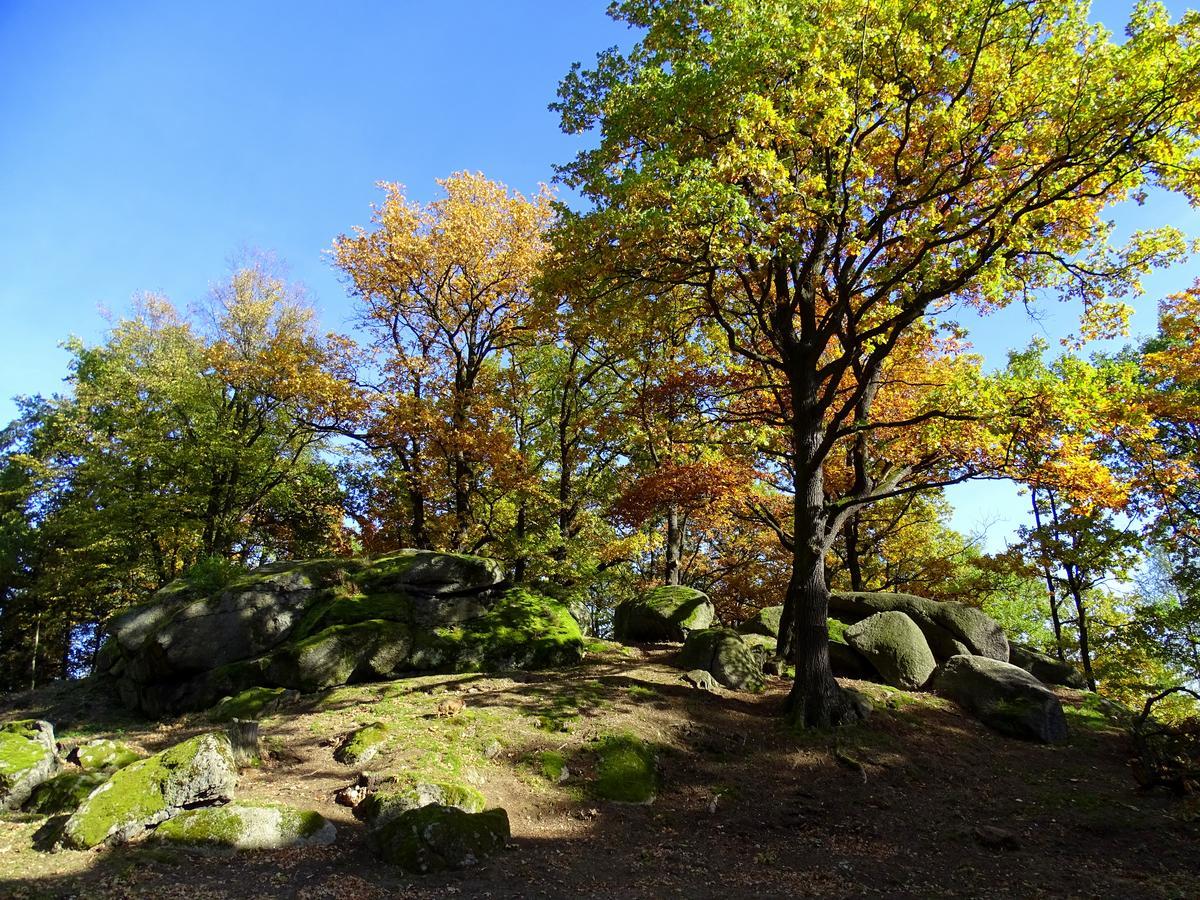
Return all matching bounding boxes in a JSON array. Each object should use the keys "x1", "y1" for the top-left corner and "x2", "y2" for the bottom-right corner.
[
  {"x1": 538, "y1": 751, "x2": 568, "y2": 782},
  {"x1": 434, "y1": 588, "x2": 585, "y2": 673},
  {"x1": 367, "y1": 804, "x2": 510, "y2": 872},
  {"x1": 334, "y1": 722, "x2": 392, "y2": 766},
  {"x1": 0, "y1": 723, "x2": 50, "y2": 785},
  {"x1": 152, "y1": 801, "x2": 332, "y2": 850},
  {"x1": 593, "y1": 733, "x2": 657, "y2": 804},
  {"x1": 827, "y1": 618, "x2": 849, "y2": 645},
  {"x1": 359, "y1": 779, "x2": 487, "y2": 824},
  {"x1": 207, "y1": 687, "x2": 289, "y2": 723},
  {"x1": 25, "y1": 772, "x2": 109, "y2": 815}
]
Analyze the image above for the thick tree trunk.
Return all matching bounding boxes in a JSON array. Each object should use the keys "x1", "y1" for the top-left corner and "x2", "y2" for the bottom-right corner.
[
  {"x1": 665, "y1": 505, "x2": 683, "y2": 586},
  {"x1": 784, "y1": 407, "x2": 857, "y2": 728}
]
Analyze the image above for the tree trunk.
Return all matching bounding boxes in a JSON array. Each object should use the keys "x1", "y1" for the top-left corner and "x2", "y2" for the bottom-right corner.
[
  {"x1": 1031, "y1": 489, "x2": 1065, "y2": 660},
  {"x1": 784, "y1": 406, "x2": 856, "y2": 728},
  {"x1": 665, "y1": 505, "x2": 683, "y2": 586},
  {"x1": 843, "y1": 514, "x2": 864, "y2": 592},
  {"x1": 227, "y1": 719, "x2": 262, "y2": 767}
]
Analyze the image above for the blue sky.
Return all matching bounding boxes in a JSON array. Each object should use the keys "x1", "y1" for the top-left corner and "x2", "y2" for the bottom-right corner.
[{"x1": 1, "y1": 0, "x2": 1196, "y2": 551}]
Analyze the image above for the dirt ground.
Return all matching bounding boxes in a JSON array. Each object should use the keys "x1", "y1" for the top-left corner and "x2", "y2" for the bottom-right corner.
[{"x1": 1, "y1": 645, "x2": 1196, "y2": 899}]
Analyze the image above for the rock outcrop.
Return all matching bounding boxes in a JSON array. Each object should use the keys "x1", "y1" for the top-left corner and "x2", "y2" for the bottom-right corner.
[
  {"x1": 831, "y1": 592, "x2": 1008, "y2": 661},
  {"x1": 613, "y1": 586, "x2": 715, "y2": 643},
  {"x1": 932, "y1": 654, "x2": 1069, "y2": 743},
  {"x1": 97, "y1": 551, "x2": 584, "y2": 715}
]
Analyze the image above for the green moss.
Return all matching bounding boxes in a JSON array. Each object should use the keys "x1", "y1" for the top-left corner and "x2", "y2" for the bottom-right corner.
[
  {"x1": 626, "y1": 684, "x2": 658, "y2": 701},
  {"x1": 642, "y1": 586, "x2": 712, "y2": 630},
  {"x1": 152, "y1": 801, "x2": 331, "y2": 850},
  {"x1": 334, "y1": 722, "x2": 392, "y2": 765},
  {"x1": 0, "y1": 724, "x2": 48, "y2": 784},
  {"x1": 207, "y1": 687, "x2": 288, "y2": 723},
  {"x1": 25, "y1": 772, "x2": 109, "y2": 815},
  {"x1": 61, "y1": 733, "x2": 235, "y2": 850},
  {"x1": 594, "y1": 733, "x2": 657, "y2": 804},
  {"x1": 268, "y1": 620, "x2": 412, "y2": 691},
  {"x1": 827, "y1": 618, "x2": 849, "y2": 645},
  {"x1": 295, "y1": 591, "x2": 413, "y2": 638},
  {"x1": 360, "y1": 779, "x2": 487, "y2": 824},
  {"x1": 435, "y1": 588, "x2": 585, "y2": 673},
  {"x1": 538, "y1": 751, "x2": 568, "y2": 782},
  {"x1": 70, "y1": 739, "x2": 142, "y2": 772},
  {"x1": 366, "y1": 805, "x2": 510, "y2": 872}
]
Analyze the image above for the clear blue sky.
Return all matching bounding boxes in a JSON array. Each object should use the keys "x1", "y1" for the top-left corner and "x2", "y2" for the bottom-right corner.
[{"x1": 0, "y1": 0, "x2": 1196, "y2": 551}]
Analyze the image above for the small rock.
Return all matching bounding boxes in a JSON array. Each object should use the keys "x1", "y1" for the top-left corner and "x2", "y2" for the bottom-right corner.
[
  {"x1": 483, "y1": 740, "x2": 503, "y2": 760},
  {"x1": 682, "y1": 669, "x2": 719, "y2": 692},
  {"x1": 973, "y1": 824, "x2": 1021, "y2": 851},
  {"x1": 437, "y1": 697, "x2": 466, "y2": 718}
]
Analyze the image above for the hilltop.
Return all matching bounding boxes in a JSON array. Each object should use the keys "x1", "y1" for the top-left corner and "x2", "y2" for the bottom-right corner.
[{"x1": 1, "y1": 641, "x2": 1196, "y2": 899}]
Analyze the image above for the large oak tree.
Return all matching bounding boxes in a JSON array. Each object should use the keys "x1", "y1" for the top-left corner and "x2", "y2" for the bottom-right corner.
[{"x1": 551, "y1": 0, "x2": 1200, "y2": 725}]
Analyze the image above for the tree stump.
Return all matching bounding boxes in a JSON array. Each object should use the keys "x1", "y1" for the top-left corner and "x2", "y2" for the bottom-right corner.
[{"x1": 227, "y1": 719, "x2": 261, "y2": 767}]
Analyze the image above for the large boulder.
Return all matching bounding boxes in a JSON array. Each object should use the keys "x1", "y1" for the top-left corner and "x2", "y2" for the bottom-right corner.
[
  {"x1": 844, "y1": 612, "x2": 937, "y2": 690},
  {"x1": 613, "y1": 586, "x2": 715, "y2": 643},
  {"x1": 367, "y1": 805, "x2": 510, "y2": 872},
  {"x1": 151, "y1": 801, "x2": 336, "y2": 851},
  {"x1": 97, "y1": 551, "x2": 584, "y2": 715},
  {"x1": 0, "y1": 720, "x2": 60, "y2": 811},
  {"x1": 677, "y1": 628, "x2": 764, "y2": 692},
  {"x1": 831, "y1": 592, "x2": 1008, "y2": 661},
  {"x1": 1008, "y1": 644, "x2": 1088, "y2": 689},
  {"x1": 932, "y1": 655, "x2": 1068, "y2": 743},
  {"x1": 60, "y1": 732, "x2": 238, "y2": 849}
]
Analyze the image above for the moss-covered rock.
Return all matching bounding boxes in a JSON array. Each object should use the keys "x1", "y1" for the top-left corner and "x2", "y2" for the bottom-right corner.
[
  {"x1": 932, "y1": 654, "x2": 1068, "y2": 743},
  {"x1": 436, "y1": 588, "x2": 586, "y2": 672},
  {"x1": 613, "y1": 586, "x2": 715, "y2": 643},
  {"x1": 24, "y1": 771, "x2": 109, "y2": 815},
  {"x1": 151, "y1": 801, "x2": 336, "y2": 851},
  {"x1": 358, "y1": 779, "x2": 486, "y2": 825},
  {"x1": 207, "y1": 687, "x2": 295, "y2": 723},
  {"x1": 739, "y1": 605, "x2": 783, "y2": 639},
  {"x1": 67, "y1": 739, "x2": 142, "y2": 772},
  {"x1": 334, "y1": 723, "x2": 393, "y2": 766},
  {"x1": 60, "y1": 732, "x2": 238, "y2": 849},
  {"x1": 367, "y1": 804, "x2": 510, "y2": 872},
  {"x1": 1008, "y1": 644, "x2": 1088, "y2": 689},
  {"x1": 267, "y1": 620, "x2": 414, "y2": 692},
  {"x1": 0, "y1": 720, "x2": 60, "y2": 811},
  {"x1": 831, "y1": 591, "x2": 1008, "y2": 661},
  {"x1": 593, "y1": 733, "x2": 657, "y2": 804},
  {"x1": 678, "y1": 628, "x2": 764, "y2": 692},
  {"x1": 845, "y1": 611, "x2": 937, "y2": 690},
  {"x1": 357, "y1": 549, "x2": 505, "y2": 596}
]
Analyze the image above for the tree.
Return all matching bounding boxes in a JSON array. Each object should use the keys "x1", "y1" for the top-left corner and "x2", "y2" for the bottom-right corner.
[
  {"x1": 333, "y1": 172, "x2": 553, "y2": 552},
  {"x1": 552, "y1": 0, "x2": 1200, "y2": 724}
]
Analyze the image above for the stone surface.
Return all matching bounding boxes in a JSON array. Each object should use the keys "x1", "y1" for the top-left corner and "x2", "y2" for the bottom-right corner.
[
  {"x1": 844, "y1": 611, "x2": 937, "y2": 690},
  {"x1": 67, "y1": 739, "x2": 142, "y2": 772},
  {"x1": 682, "y1": 669, "x2": 719, "y2": 691},
  {"x1": 738, "y1": 605, "x2": 783, "y2": 639},
  {"x1": 593, "y1": 734, "x2": 657, "y2": 804},
  {"x1": 932, "y1": 655, "x2": 1069, "y2": 743},
  {"x1": 1008, "y1": 644, "x2": 1088, "y2": 689},
  {"x1": 97, "y1": 552, "x2": 585, "y2": 715},
  {"x1": 358, "y1": 780, "x2": 487, "y2": 825},
  {"x1": 25, "y1": 771, "x2": 110, "y2": 815},
  {"x1": 367, "y1": 805, "x2": 510, "y2": 872},
  {"x1": 60, "y1": 732, "x2": 238, "y2": 849},
  {"x1": 152, "y1": 801, "x2": 336, "y2": 851},
  {"x1": 613, "y1": 586, "x2": 715, "y2": 643},
  {"x1": 831, "y1": 591, "x2": 1008, "y2": 661},
  {"x1": 677, "y1": 628, "x2": 764, "y2": 692},
  {"x1": 0, "y1": 720, "x2": 60, "y2": 811},
  {"x1": 333, "y1": 723, "x2": 392, "y2": 766}
]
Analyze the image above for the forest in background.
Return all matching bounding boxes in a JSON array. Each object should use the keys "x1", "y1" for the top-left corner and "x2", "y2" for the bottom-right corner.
[{"x1": 2, "y1": 0, "x2": 1200, "y2": 727}]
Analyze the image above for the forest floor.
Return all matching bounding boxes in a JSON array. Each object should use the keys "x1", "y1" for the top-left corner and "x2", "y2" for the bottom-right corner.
[{"x1": 0, "y1": 643, "x2": 1197, "y2": 899}]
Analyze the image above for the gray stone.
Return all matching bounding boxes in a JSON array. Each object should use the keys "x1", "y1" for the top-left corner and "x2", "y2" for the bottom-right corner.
[
  {"x1": 0, "y1": 720, "x2": 60, "y2": 811},
  {"x1": 932, "y1": 654, "x2": 1068, "y2": 743},
  {"x1": 1008, "y1": 644, "x2": 1088, "y2": 689},
  {"x1": 677, "y1": 629, "x2": 764, "y2": 692},
  {"x1": 357, "y1": 780, "x2": 487, "y2": 826},
  {"x1": 151, "y1": 801, "x2": 336, "y2": 851},
  {"x1": 613, "y1": 586, "x2": 715, "y2": 643},
  {"x1": 682, "y1": 669, "x2": 719, "y2": 691},
  {"x1": 831, "y1": 591, "x2": 1008, "y2": 661},
  {"x1": 845, "y1": 611, "x2": 937, "y2": 690},
  {"x1": 738, "y1": 605, "x2": 783, "y2": 639},
  {"x1": 60, "y1": 732, "x2": 238, "y2": 849}
]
